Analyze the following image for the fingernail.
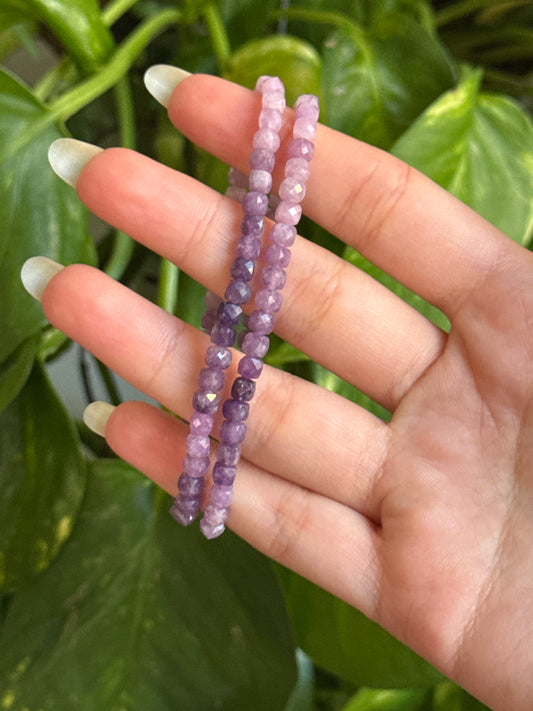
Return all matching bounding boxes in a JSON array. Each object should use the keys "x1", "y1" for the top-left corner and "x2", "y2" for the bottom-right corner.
[
  {"x1": 144, "y1": 64, "x2": 191, "y2": 108},
  {"x1": 83, "y1": 401, "x2": 116, "y2": 437},
  {"x1": 21, "y1": 256, "x2": 64, "y2": 301},
  {"x1": 48, "y1": 138, "x2": 103, "y2": 188}
]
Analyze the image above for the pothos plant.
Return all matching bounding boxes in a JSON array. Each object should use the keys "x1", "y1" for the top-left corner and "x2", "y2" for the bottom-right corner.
[{"x1": 1, "y1": 0, "x2": 532, "y2": 709}]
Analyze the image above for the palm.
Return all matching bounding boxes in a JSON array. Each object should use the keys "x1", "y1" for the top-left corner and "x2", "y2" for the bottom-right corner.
[{"x1": 42, "y1": 75, "x2": 533, "y2": 710}]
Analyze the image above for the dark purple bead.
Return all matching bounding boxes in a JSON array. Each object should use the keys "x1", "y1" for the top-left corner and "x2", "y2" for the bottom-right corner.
[
  {"x1": 288, "y1": 137, "x2": 315, "y2": 161},
  {"x1": 170, "y1": 501, "x2": 197, "y2": 526},
  {"x1": 209, "y1": 484, "x2": 234, "y2": 507},
  {"x1": 222, "y1": 398, "x2": 250, "y2": 421},
  {"x1": 221, "y1": 420, "x2": 246, "y2": 445},
  {"x1": 205, "y1": 346, "x2": 232, "y2": 369},
  {"x1": 175, "y1": 493, "x2": 202, "y2": 514},
  {"x1": 270, "y1": 223, "x2": 296, "y2": 247},
  {"x1": 242, "y1": 331, "x2": 270, "y2": 357},
  {"x1": 248, "y1": 310, "x2": 275, "y2": 334},
  {"x1": 249, "y1": 148, "x2": 275, "y2": 172},
  {"x1": 225, "y1": 280, "x2": 252, "y2": 305},
  {"x1": 189, "y1": 411, "x2": 213, "y2": 436},
  {"x1": 265, "y1": 244, "x2": 291, "y2": 268},
  {"x1": 255, "y1": 288, "x2": 282, "y2": 313},
  {"x1": 183, "y1": 454, "x2": 210, "y2": 477},
  {"x1": 241, "y1": 214, "x2": 264, "y2": 237},
  {"x1": 197, "y1": 367, "x2": 225, "y2": 392},
  {"x1": 237, "y1": 236, "x2": 262, "y2": 260},
  {"x1": 186, "y1": 434, "x2": 210, "y2": 458},
  {"x1": 218, "y1": 444, "x2": 241, "y2": 466},
  {"x1": 217, "y1": 301, "x2": 244, "y2": 326},
  {"x1": 231, "y1": 257, "x2": 254, "y2": 282},
  {"x1": 178, "y1": 473, "x2": 205, "y2": 497},
  {"x1": 238, "y1": 355, "x2": 263, "y2": 379},
  {"x1": 231, "y1": 377, "x2": 256, "y2": 401},
  {"x1": 242, "y1": 191, "x2": 269, "y2": 216},
  {"x1": 212, "y1": 462, "x2": 236, "y2": 485},
  {"x1": 201, "y1": 309, "x2": 217, "y2": 333},
  {"x1": 192, "y1": 389, "x2": 220, "y2": 414},
  {"x1": 210, "y1": 322, "x2": 236, "y2": 347}
]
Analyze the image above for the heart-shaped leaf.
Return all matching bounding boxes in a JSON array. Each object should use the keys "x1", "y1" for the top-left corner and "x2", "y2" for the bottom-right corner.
[{"x1": 0, "y1": 334, "x2": 38, "y2": 413}]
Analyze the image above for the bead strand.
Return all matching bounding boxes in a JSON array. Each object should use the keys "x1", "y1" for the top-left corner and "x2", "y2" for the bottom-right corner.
[
  {"x1": 200, "y1": 91, "x2": 319, "y2": 539},
  {"x1": 170, "y1": 76, "x2": 287, "y2": 528}
]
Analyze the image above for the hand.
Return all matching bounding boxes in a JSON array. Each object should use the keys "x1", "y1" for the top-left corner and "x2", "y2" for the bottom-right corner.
[{"x1": 36, "y1": 73, "x2": 533, "y2": 711}]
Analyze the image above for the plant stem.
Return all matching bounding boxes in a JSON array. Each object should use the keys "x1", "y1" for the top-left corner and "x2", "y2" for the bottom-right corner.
[
  {"x1": 158, "y1": 258, "x2": 179, "y2": 314},
  {"x1": 102, "y1": 0, "x2": 141, "y2": 27},
  {"x1": 435, "y1": 0, "x2": 513, "y2": 27},
  {"x1": 270, "y1": 7, "x2": 353, "y2": 31},
  {"x1": 95, "y1": 358, "x2": 122, "y2": 406},
  {"x1": 203, "y1": 3, "x2": 231, "y2": 71}
]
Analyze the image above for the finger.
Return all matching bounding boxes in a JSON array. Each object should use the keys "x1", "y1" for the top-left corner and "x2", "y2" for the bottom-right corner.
[
  {"x1": 42, "y1": 265, "x2": 389, "y2": 519},
  {"x1": 168, "y1": 73, "x2": 521, "y2": 317},
  {"x1": 77, "y1": 148, "x2": 445, "y2": 410},
  {"x1": 106, "y1": 399, "x2": 380, "y2": 617}
]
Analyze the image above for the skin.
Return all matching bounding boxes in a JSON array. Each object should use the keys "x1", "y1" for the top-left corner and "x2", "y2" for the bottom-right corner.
[{"x1": 41, "y1": 75, "x2": 533, "y2": 710}]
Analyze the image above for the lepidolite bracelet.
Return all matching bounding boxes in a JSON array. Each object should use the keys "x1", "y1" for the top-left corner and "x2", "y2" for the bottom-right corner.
[
  {"x1": 170, "y1": 76, "x2": 287, "y2": 527},
  {"x1": 199, "y1": 91, "x2": 319, "y2": 539}
]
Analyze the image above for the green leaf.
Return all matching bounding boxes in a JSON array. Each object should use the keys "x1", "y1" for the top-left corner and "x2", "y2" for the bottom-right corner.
[
  {"x1": 432, "y1": 681, "x2": 490, "y2": 711},
  {"x1": 341, "y1": 686, "x2": 429, "y2": 711},
  {"x1": 0, "y1": 68, "x2": 95, "y2": 366},
  {"x1": 0, "y1": 334, "x2": 39, "y2": 414},
  {"x1": 0, "y1": 460, "x2": 296, "y2": 710},
  {"x1": 392, "y1": 68, "x2": 533, "y2": 246},
  {"x1": 277, "y1": 569, "x2": 443, "y2": 689},
  {"x1": 313, "y1": 364, "x2": 391, "y2": 421},
  {"x1": 0, "y1": 363, "x2": 86, "y2": 594},
  {"x1": 226, "y1": 35, "x2": 322, "y2": 106},
  {"x1": 321, "y1": 13, "x2": 455, "y2": 148}
]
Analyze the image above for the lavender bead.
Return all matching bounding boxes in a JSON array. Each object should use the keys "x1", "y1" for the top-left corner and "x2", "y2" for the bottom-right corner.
[
  {"x1": 231, "y1": 377, "x2": 256, "y2": 401},
  {"x1": 199, "y1": 519, "x2": 225, "y2": 539},
  {"x1": 197, "y1": 367, "x2": 225, "y2": 392},
  {"x1": 288, "y1": 137, "x2": 315, "y2": 161},
  {"x1": 175, "y1": 493, "x2": 202, "y2": 514},
  {"x1": 203, "y1": 503, "x2": 230, "y2": 526},
  {"x1": 279, "y1": 176, "x2": 306, "y2": 203},
  {"x1": 241, "y1": 213, "x2": 264, "y2": 237},
  {"x1": 226, "y1": 186, "x2": 246, "y2": 203},
  {"x1": 248, "y1": 309, "x2": 275, "y2": 334},
  {"x1": 236, "y1": 235, "x2": 262, "y2": 260},
  {"x1": 170, "y1": 503, "x2": 197, "y2": 526},
  {"x1": 212, "y1": 462, "x2": 236, "y2": 485},
  {"x1": 253, "y1": 127, "x2": 281, "y2": 153},
  {"x1": 205, "y1": 290, "x2": 222, "y2": 310},
  {"x1": 242, "y1": 190, "x2": 269, "y2": 216},
  {"x1": 201, "y1": 309, "x2": 217, "y2": 333},
  {"x1": 231, "y1": 257, "x2": 254, "y2": 282},
  {"x1": 238, "y1": 355, "x2": 263, "y2": 380},
  {"x1": 225, "y1": 280, "x2": 252, "y2": 305},
  {"x1": 182, "y1": 454, "x2": 210, "y2": 477},
  {"x1": 285, "y1": 157, "x2": 310, "y2": 182},
  {"x1": 178, "y1": 474, "x2": 205, "y2": 497},
  {"x1": 257, "y1": 76, "x2": 284, "y2": 93},
  {"x1": 210, "y1": 322, "x2": 236, "y2": 347},
  {"x1": 293, "y1": 117, "x2": 317, "y2": 141},
  {"x1": 217, "y1": 301, "x2": 243, "y2": 326},
  {"x1": 262, "y1": 265, "x2": 286, "y2": 290},
  {"x1": 186, "y1": 434, "x2": 210, "y2": 458},
  {"x1": 275, "y1": 200, "x2": 302, "y2": 225},
  {"x1": 205, "y1": 345, "x2": 232, "y2": 369},
  {"x1": 255, "y1": 288, "x2": 282, "y2": 313},
  {"x1": 259, "y1": 108, "x2": 283, "y2": 132},
  {"x1": 218, "y1": 444, "x2": 241, "y2": 466},
  {"x1": 249, "y1": 148, "x2": 275, "y2": 172},
  {"x1": 249, "y1": 169, "x2": 272, "y2": 194},
  {"x1": 222, "y1": 398, "x2": 250, "y2": 421},
  {"x1": 221, "y1": 420, "x2": 246, "y2": 445},
  {"x1": 189, "y1": 411, "x2": 213, "y2": 436},
  {"x1": 228, "y1": 167, "x2": 248, "y2": 188},
  {"x1": 262, "y1": 91, "x2": 285, "y2": 112},
  {"x1": 265, "y1": 244, "x2": 291, "y2": 268},
  {"x1": 192, "y1": 390, "x2": 220, "y2": 414},
  {"x1": 242, "y1": 331, "x2": 270, "y2": 357},
  {"x1": 270, "y1": 222, "x2": 296, "y2": 247},
  {"x1": 209, "y1": 485, "x2": 234, "y2": 507},
  {"x1": 294, "y1": 93, "x2": 320, "y2": 118}
]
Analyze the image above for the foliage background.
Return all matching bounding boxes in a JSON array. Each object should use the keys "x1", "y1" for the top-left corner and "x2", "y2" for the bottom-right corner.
[{"x1": 1, "y1": 0, "x2": 532, "y2": 708}]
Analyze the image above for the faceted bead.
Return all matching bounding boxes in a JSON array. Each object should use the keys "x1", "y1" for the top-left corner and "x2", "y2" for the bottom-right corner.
[
  {"x1": 259, "y1": 108, "x2": 283, "y2": 132},
  {"x1": 225, "y1": 186, "x2": 246, "y2": 203},
  {"x1": 249, "y1": 169, "x2": 272, "y2": 194},
  {"x1": 258, "y1": 76, "x2": 284, "y2": 94},
  {"x1": 203, "y1": 503, "x2": 230, "y2": 526},
  {"x1": 275, "y1": 200, "x2": 302, "y2": 225},
  {"x1": 186, "y1": 434, "x2": 210, "y2": 458},
  {"x1": 231, "y1": 257, "x2": 254, "y2": 282},
  {"x1": 218, "y1": 444, "x2": 241, "y2": 466},
  {"x1": 225, "y1": 280, "x2": 252, "y2": 305},
  {"x1": 242, "y1": 190, "x2": 269, "y2": 216},
  {"x1": 212, "y1": 462, "x2": 236, "y2": 485},
  {"x1": 209, "y1": 484, "x2": 234, "y2": 507},
  {"x1": 189, "y1": 411, "x2": 213, "y2": 436},
  {"x1": 170, "y1": 501, "x2": 197, "y2": 526},
  {"x1": 242, "y1": 331, "x2": 270, "y2": 357},
  {"x1": 201, "y1": 309, "x2": 217, "y2": 333},
  {"x1": 175, "y1": 493, "x2": 202, "y2": 514},
  {"x1": 285, "y1": 157, "x2": 310, "y2": 183},
  {"x1": 231, "y1": 377, "x2": 256, "y2": 401},
  {"x1": 210, "y1": 322, "x2": 236, "y2": 347},
  {"x1": 228, "y1": 167, "x2": 248, "y2": 188},
  {"x1": 249, "y1": 148, "x2": 275, "y2": 172},
  {"x1": 236, "y1": 235, "x2": 262, "y2": 260},
  {"x1": 217, "y1": 301, "x2": 243, "y2": 326},
  {"x1": 238, "y1": 355, "x2": 263, "y2": 379},
  {"x1": 241, "y1": 213, "x2": 264, "y2": 237},
  {"x1": 220, "y1": 420, "x2": 246, "y2": 445},
  {"x1": 205, "y1": 290, "x2": 222, "y2": 310},
  {"x1": 222, "y1": 398, "x2": 250, "y2": 421},
  {"x1": 197, "y1": 367, "x2": 225, "y2": 392},
  {"x1": 178, "y1": 473, "x2": 205, "y2": 497},
  {"x1": 279, "y1": 176, "x2": 306, "y2": 203},
  {"x1": 192, "y1": 389, "x2": 220, "y2": 414},
  {"x1": 293, "y1": 117, "x2": 317, "y2": 141},
  {"x1": 248, "y1": 309, "x2": 275, "y2": 334},
  {"x1": 253, "y1": 128, "x2": 281, "y2": 153},
  {"x1": 294, "y1": 94, "x2": 320, "y2": 119},
  {"x1": 262, "y1": 265, "x2": 286, "y2": 290},
  {"x1": 255, "y1": 288, "x2": 282, "y2": 313},
  {"x1": 262, "y1": 91, "x2": 285, "y2": 112},
  {"x1": 270, "y1": 222, "x2": 296, "y2": 247},
  {"x1": 288, "y1": 137, "x2": 315, "y2": 161},
  {"x1": 199, "y1": 519, "x2": 225, "y2": 539},
  {"x1": 265, "y1": 244, "x2": 291, "y2": 268},
  {"x1": 205, "y1": 345, "x2": 232, "y2": 369},
  {"x1": 182, "y1": 454, "x2": 210, "y2": 477}
]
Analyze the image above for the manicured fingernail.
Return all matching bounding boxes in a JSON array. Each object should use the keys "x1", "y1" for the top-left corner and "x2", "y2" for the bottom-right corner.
[
  {"x1": 83, "y1": 401, "x2": 116, "y2": 437},
  {"x1": 144, "y1": 64, "x2": 191, "y2": 107},
  {"x1": 21, "y1": 256, "x2": 64, "y2": 301},
  {"x1": 48, "y1": 138, "x2": 103, "y2": 188}
]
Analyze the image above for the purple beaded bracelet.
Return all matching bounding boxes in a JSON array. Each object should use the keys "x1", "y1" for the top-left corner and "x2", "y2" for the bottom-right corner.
[
  {"x1": 170, "y1": 76, "x2": 287, "y2": 528},
  {"x1": 199, "y1": 90, "x2": 320, "y2": 539}
]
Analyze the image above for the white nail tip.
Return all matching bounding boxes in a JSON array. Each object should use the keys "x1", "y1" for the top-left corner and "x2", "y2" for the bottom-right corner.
[
  {"x1": 143, "y1": 65, "x2": 191, "y2": 108},
  {"x1": 48, "y1": 138, "x2": 103, "y2": 188},
  {"x1": 83, "y1": 401, "x2": 116, "y2": 437},
  {"x1": 21, "y1": 256, "x2": 64, "y2": 301}
]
